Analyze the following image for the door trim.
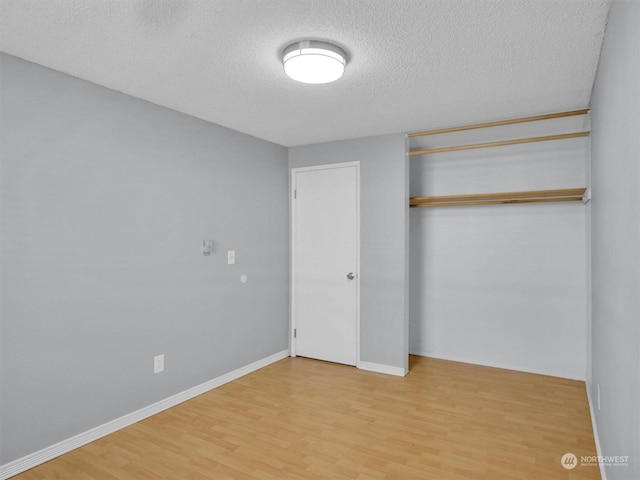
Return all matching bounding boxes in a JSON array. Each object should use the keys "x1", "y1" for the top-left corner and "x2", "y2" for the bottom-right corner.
[{"x1": 290, "y1": 161, "x2": 361, "y2": 366}]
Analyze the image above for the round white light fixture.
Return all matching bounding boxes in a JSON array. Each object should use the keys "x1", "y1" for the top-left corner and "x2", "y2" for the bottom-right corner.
[{"x1": 282, "y1": 40, "x2": 346, "y2": 84}]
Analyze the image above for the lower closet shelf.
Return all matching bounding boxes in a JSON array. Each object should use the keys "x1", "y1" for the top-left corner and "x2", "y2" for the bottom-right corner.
[{"x1": 409, "y1": 187, "x2": 588, "y2": 208}]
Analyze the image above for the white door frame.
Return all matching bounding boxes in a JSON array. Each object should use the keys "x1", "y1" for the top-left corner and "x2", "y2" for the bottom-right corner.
[{"x1": 290, "y1": 161, "x2": 361, "y2": 366}]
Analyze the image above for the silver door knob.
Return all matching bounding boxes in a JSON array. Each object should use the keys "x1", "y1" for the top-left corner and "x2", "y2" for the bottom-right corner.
[{"x1": 346, "y1": 272, "x2": 355, "y2": 280}]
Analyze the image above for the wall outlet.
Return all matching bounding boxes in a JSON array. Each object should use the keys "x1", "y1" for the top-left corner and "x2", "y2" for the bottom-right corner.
[
  {"x1": 227, "y1": 250, "x2": 236, "y2": 265},
  {"x1": 154, "y1": 354, "x2": 165, "y2": 374}
]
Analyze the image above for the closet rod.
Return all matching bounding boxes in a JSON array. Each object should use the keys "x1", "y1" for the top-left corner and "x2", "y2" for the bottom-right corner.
[
  {"x1": 408, "y1": 108, "x2": 589, "y2": 137},
  {"x1": 409, "y1": 131, "x2": 590, "y2": 157},
  {"x1": 410, "y1": 188, "x2": 587, "y2": 208}
]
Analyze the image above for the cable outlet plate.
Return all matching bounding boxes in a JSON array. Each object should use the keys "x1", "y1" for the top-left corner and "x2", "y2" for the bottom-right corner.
[{"x1": 202, "y1": 239, "x2": 214, "y2": 256}]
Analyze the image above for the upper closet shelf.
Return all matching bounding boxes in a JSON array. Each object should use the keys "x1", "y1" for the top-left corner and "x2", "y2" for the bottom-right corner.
[{"x1": 408, "y1": 109, "x2": 590, "y2": 157}]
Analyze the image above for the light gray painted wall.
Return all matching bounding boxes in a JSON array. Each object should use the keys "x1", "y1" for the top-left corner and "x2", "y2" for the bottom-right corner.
[
  {"x1": 590, "y1": 0, "x2": 640, "y2": 478},
  {"x1": 409, "y1": 118, "x2": 589, "y2": 380},
  {"x1": 0, "y1": 53, "x2": 289, "y2": 464},
  {"x1": 288, "y1": 135, "x2": 409, "y2": 372}
]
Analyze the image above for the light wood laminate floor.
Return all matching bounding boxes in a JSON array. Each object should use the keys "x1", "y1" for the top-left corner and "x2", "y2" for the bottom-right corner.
[{"x1": 14, "y1": 355, "x2": 600, "y2": 479}]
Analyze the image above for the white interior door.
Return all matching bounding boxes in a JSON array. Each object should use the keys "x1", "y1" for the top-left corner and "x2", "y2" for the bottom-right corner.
[{"x1": 292, "y1": 162, "x2": 359, "y2": 366}]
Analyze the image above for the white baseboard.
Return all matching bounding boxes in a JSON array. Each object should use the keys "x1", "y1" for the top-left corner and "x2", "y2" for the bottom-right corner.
[
  {"x1": 586, "y1": 382, "x2": 607, "y2": 480},
  {"x1": 358, "y1": 360, "x2": 406, "y2": 377},
  {"x1": 410, "y1": 350, "x2": 584, "y2": 381},
  {"x1": 0, "y1": 349, "x2": 290, "y2": 480}
]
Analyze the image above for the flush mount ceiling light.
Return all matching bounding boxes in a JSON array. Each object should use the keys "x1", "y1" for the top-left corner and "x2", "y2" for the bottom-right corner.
[{"x1": 282, "y1": 40, "x2": 346, "y2": 84}]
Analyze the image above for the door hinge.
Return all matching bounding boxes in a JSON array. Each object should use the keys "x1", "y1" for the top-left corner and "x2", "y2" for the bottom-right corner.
[
  {"x1": 294, "y1": 328, "x2": 297, "y2": 338},
  {"x1": 294, "y1": 189, "x2": 297, "y2": 199}
]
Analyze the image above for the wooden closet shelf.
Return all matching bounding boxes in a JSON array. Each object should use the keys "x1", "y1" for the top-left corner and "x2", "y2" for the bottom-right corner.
[
  {"x1": 408, "y1": 108, "x2": 589, "y2": 137},
  {"x1": 409, "y1": 131, "x2": 590, "y2": 156},
  {"x1": 410, "y1": 188, "x2": 588, "y2": 208}
]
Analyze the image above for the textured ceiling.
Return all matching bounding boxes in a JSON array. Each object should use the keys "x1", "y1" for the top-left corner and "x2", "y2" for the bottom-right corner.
[{"x1": 0, "y1": 0, "x2": 611, "y2": 147}]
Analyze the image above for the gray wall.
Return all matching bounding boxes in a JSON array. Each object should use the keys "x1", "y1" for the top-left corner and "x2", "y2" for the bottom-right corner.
[
  {"x1": 0, "y1": 53, "x2": 289, "y2": 464},
  {"x1": 590, "y1": 0, "x2": 640, "y2": 478},
  {"x1": 289, "y1": 135, "x2": 409, "y2": 372}
]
